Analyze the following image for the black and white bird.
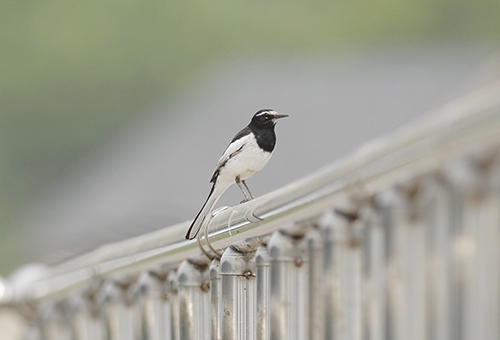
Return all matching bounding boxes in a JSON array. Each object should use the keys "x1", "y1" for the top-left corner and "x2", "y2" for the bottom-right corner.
[{"x1": 185, "y1": 109, "x2": 288, "y2": 240}]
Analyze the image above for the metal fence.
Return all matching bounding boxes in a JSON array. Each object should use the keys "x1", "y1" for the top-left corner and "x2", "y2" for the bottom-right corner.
[{"x1": 2, "y1": 82, "x2": 500, "y2": 340}]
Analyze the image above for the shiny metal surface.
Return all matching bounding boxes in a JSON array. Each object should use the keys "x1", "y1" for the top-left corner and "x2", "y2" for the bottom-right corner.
[
  {"x1": 361, "y1": 207, "x2": 386, "y2": 340},
  {"x1": 306, "y1": 225, "x2": 324, "y2": 340},
  {"x1": 268, "y1": 228, "x2": 309, "y2": 340},
  {"x1": 138, "y1": 272, "x2": 171, "y2": 340},
  {"x1": 167, "y1": 271, "x2": 180, "y2": 340},
  {"x1": 70, "y1": 290, "x2": 106, "y2": 340},
  {"x1": 378, "y1": 187, "x2": 426, "y2": 340},
  {"x1": 209, "y1": 259, "x2": 221, "y2": 340},
  {"x1": 38, "y1": 301, "x2": 72, "y2": 340},
  {"x1": 255, "y1": 244, "x2": 270, "y2": 340},
  {"x1": 220, "y1": 245, "x2": 258, "y2": 340},
  {"x1": 418, "y1": 177, "x2": 454, "y2": 340},
  {"x1": 100, "y1": 280, "x2": 139, "y2": 340},
  {"x1": 177, "y1": 257, "x2": 210, "y2": 340},
  {"x1": 321, "y1": 211, "x2": 349, "y2": 340}
]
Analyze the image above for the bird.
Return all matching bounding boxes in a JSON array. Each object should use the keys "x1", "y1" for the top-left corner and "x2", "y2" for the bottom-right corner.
[{"x1": 185, "y1": 109, "x2": 288, "y2": 240}]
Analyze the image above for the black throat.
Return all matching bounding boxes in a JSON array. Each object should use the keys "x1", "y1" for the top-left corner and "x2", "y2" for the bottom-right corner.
[{"x1": 248, "y1": 123, "x2": 276, "y2": 153}]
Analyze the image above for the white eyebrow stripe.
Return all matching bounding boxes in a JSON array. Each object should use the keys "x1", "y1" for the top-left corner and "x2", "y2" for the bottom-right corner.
[{"x1": 256, "y1": 110, "x2": 276, "y2": 117}]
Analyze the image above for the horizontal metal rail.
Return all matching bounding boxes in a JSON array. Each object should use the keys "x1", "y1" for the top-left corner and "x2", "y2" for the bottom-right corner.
[{"x1": 1, "y1": 81, "x2": 500, "y2": 340}]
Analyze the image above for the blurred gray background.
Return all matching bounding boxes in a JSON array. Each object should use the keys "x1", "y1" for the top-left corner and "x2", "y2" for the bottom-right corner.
[{"x1": 1, "y1": 0, "x2": 500, "y2": 275}]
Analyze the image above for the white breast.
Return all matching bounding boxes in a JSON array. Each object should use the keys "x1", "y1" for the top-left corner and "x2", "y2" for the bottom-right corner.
[{"x1": 215, "y1": 133, "x2": 272, "y2": 185}]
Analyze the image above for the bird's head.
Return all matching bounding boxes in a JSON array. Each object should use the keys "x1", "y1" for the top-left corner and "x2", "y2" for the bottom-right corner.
[{"x1": 250, "y1": 109, "x2": 289, "y2": 128}]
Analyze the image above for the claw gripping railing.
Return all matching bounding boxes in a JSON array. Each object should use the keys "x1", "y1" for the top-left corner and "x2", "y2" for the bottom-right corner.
[{"x1": 2, "y1": 82, "x2": 500, "y2": 340}]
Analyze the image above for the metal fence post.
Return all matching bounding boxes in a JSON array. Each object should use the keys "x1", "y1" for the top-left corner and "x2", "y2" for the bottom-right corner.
[
  {"x1": 220, "y1": 238, "x2": 260, "y2": 340},
  {"x1": 321, "y1": 211, "x2": 349, "y2": 340},
  {"x1": 255, "y1": 243, "x2": 270, "y2": 340},
  {"x1": 360, "y1": 206, "x2": 386, "y2": 340},
  {"x1": 377, "y1": 184, "x2": 427, "y2": 340},
  {"x1": 38, "y1": 300, "x2": 72, "y2": 340},
  {"x1": 419, "y1": 176, "x2": 453, "y2": 340},
  {"x1": 167, "y1": 271, "x2": 181, "y2": 340},
  {"x1": 306, "y1": 223, "x2": 324, "y2": 340},
  {"x1": 321, "y1": 207, "x2": 365, "y2": 340},
  {"x1": 447, "y1": 156, "x2": 500, "y2": 340},
  {"x1": 138, "y1": 271, "x2": 172, "y2": 340},
  {"x1": 100, "y1": 279, "x2": 139, "y2": 340},
  {"x1": 70, "y1": 284, "x2": 106, "y2": 340},
  {"x1": 268, "y1": 224, "x2": 309, "y2": 340},
  {"x1": 209, "y1": 259, "x2": 221, "y2": 340},
  {"x1": 343, "y1": 215, "x2": 364, "y2": 340},
  {"x1": 177, "y1": 256, "x2": 211, "y2": 340}
]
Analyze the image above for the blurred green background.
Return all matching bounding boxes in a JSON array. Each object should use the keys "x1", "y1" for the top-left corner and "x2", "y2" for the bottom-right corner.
[{"x1": 0, "y1": 0, "x2": 499, "y2": 275}]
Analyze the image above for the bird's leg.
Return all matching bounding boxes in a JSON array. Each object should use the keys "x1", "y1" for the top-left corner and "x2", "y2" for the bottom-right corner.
[
  {"x1": 235, "y1": 176, "x2": 251, "y2": 203},
  {"x1": 242, "y1": 180, "x2": 255, "y2": 200}
]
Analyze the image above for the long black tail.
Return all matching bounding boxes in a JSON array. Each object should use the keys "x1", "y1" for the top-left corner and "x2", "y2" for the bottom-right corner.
[{"x1": 185, "y1": 183, "x2": 217, "y2": 240}]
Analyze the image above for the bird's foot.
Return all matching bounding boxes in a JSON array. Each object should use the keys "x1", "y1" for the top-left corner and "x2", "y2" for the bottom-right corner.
[{"x1": 240, "y1": 198, "x2": 252, "y2": 204}]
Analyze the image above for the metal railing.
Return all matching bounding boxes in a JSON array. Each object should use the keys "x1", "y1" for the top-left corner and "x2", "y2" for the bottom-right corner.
[{"x1": 2, "y1": 81, "x2": 500, "y2": 340}]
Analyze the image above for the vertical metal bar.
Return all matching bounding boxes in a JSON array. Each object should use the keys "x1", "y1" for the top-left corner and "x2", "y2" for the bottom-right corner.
[
  {"x1": 100, "y1": 279, "x2": 139, "y2": 340},
  {"x1": 306, "y1": 224, "x2": 324, "y2": 340},
  {"x1": 177, "y1": 256, "x2": 211, "y2": 340},
  {"x1": 321, "y1": 211, "x2": 349, "y2": 340},
  {"x1": 209, "y1": 259, "x2": 221, "y2": 340},
  {"x1": 138, "y1": 271, "x2": 172, "y2": 340},
  {"x1": 405, "y1": 185, "x2": 427, "y2": 340},
  {"x1": 70, "y1": 290, "x2": 106, "y2": 340},
  {"x1": 342, "y1": 217, "x2": 364, "y2": 340},
  {"x1": 38, "y1": 300, "x2": 72, "y2": 340},
  {"x1": 446, "y1": 156, "x2": 500, "y2": 340},
  {"x1": 377, "y1": 185, "x2": 426, "y2": 340},
  {"x1": 448, "y1": 159, "x2": 479, "y2": 340},
  {"x1": 167, "y1": 271, "x2": 180, "y2": 340},
  {"x1": 220, "y1": 240, "x2": 258, "y2": 340},
  {"x1": 255, "y1": 244, "x2": 270, "y2": 340},
  {"x1": 419, "y1": 177, "x2": 453, "y2": 340},
  {"x1": 321, "y1": 207, "x2": 364, "y2": 340},
  {"x1": 268, "y1": 225, "x2": 309, "y2": 340},
  {"x1": 485, "y1": 156, "x2": 500, "y2": 340},
  {"x1": 360, "y1": 206, "x2": 386, "y2": 340}
]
